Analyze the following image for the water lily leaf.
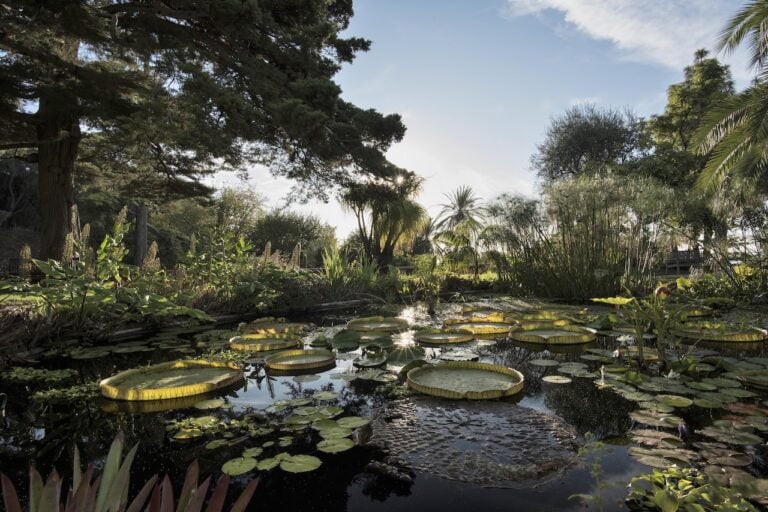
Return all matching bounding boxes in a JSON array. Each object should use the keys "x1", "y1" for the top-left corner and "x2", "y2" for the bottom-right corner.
[
  {"x1": 386, "y1": 345, "x2": 426, "y2": 366},
  {"x1": 629, "y1": 410, "x2": 682, "y2": 428},
  {"x1": 205, "y1": 439, "x2": 228, "y2": 450},
  {"x1": 638, "y1": 402, "x2": 675, "y2": 414},
  {"x1": 543, "y1": 375, "x2": 572, "y2": 384},
  {"x1": 193, "y1": 399, "x2": 226, "y2": 410},
  {"x1": 439, "y1": 350, "x2": 480, "y2": 362},
  {"x1": 656, "y1": 395, "x2": 693, "y2": 408},
  {"x1": 256, "y1": 457, "x2": 280, "y2": 471},
  {"x1": 720, "y1": 388, "x2": 758, "y2": 399},
  {"x1": 279, "y1": 454, "x2": 322, "y2": 473},
  {"x1": 294, "y1": 406, "x2": 319, "y2": 416},
  {"x1": 697, "y1": 425, "x2": 763, "y2": 445},
  {"x1": 530, "y1": 359, "x2": 559, "y2": 367},
  {"x1": 242, "y1": 447, "x2": 263, "y2": 458},
  {"x1": 317, "y1": 438, "x2": 355, "y2": 454},
  {"x1": 686, "y1": 381, "x2": 718, "y2": 391},
  {"x1": 287, "y1": 398, "x2": 312, "y2": 406},
  {"x1": 353, "y1": 354, "x2": 387, "y2": 368},
  {"x1": 312, "y1": 419, "x2": 338, "y2": 430},
  {"x1": 313, "y1": 391, "x2": 339, "y2": 401},
  {"x1": 318, "y1": 426, "x2": 353, "y2": 439},
  {"x1": 285, "y1": 415, "x2": 312, "y2": 426},
  {"x1": 336, "y1": 416, "x2": 369, "y2": 429},
  {"x1": 316, "y1": 405, "x2": 344, "y2": 418},
  {"x1": 222, "y1": 457, "x2": 258, "y2": 476},
  {"x1": 262, "y1": 441, "x2": 274, "y2": 448}
]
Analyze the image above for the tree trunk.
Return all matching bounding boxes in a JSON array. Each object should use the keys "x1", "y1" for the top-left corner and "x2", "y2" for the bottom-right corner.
[
  {"x1": 134, "y1": 204, "x2": 149, "y2": 265},
  {"x1": 37, "y1": 97, "x2": 81, "y2": 260},
  {"x1": 37, "y1": 36, "x2": 81, "y2": 261}
]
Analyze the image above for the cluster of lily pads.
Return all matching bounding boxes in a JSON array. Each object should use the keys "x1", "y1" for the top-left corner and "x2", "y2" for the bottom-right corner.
[{"x1": 164, "y1": 387, "x2": 370, "y2": 476}]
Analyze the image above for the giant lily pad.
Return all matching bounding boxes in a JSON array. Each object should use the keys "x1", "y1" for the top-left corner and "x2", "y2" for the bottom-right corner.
[
  {"x1": 672, "y1": 325, "x2": 768, "y2": 343},
  {"x1": 509, "y1": 324, "x2": 596, "y2": 345},
  {"x1": 442, "y1": 320, "x2": 512, "y2": 335},
  {"x1": 347, "y1": 316, "x2": 408, "y2": 332},
  {"x1": 100, "y1": 360, "x2": 243, "y2": 401},
  {"x1": 407, "y1": 361, "x2": 524, "y2": 400},
  {"x1": 240, "y1": 319, "x2": 310, "y2": 334},
  {"x1": 629, "y1": 410, "x2": 683, "y2": 428},
  {"x1": 229, "y1": 333, "x2": 301, "y2": 352},
  {"x1": 331, "y1": 330, "x2": 362, "y2": 351},
  {"x1": 415, "y1": 329, "x2": 474, "y2": 346},
  {"x1": 264, "y1": 349, "x2": 335, "y2": 372},
  {"x1": 386, "y1": 345, "x2": 426, "y2": 366},
  {"x1": 697, "y1": 424, "x2": 763, "y2": 445}
]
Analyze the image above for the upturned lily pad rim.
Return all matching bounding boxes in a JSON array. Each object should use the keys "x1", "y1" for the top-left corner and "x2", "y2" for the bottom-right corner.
[
  {"x1": 414, "y1": 329, "x2": 475, "y2": 345},
  {"x1": 264, "y1": 349, "x2": 336, "y2": 372},
  {"x1": 441, "y1": 320, "x2": 512, "y2": 335},
  {"x1": 407, "y1": 361, "x2": 524, "y2": 400},
  {"x1": 346, "y1": 316, "x2": 409, "y2": 332},
  {"x1": 229, "y1": 333, "x2": 302, "y2": 352},
  {"x1": 671, "y1": 326, "x2": 767, "y2": 343},
  {"x1": 100, "y1": 360, "x2": 243, "y2": 401},
  {"x1": 509, "y1": 324, "x2": 597, "y2": 345}
]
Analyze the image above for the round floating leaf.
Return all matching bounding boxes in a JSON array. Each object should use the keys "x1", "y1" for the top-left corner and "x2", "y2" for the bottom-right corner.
[
  {"x1": 279, "y1": 454, "x2": 322, "y2": 473},
  {"x1": 694, "y1": 398, "x2": 724, "y2": 409},
  {"x1": 639, "y1": 401, "x2": 675, "y2": 413},
  {"x1": 629, "y1": 410, "x2": 682, "y2": 428},
  {"x1": 318, "y1": 426, "x2": 353, "y2": 439},
  {"x1": 439, "y1": 349, "x2": 480, "y2": 362},
  {"x1": 386, "y1": 345, "x2": 426, "y2": 366},
  {"x1": 193, "y1": 398, "x2": 226, "y2": 410},
  {"x1": 312, "y1": 419, "x2": 338, "y2": 430},
  {"x1": 222, "y1": 457, "x2": 258, "y2": 476},
  {"x1": 205, "y1": 439, "x2": 228, "y2": 450},
  {"x1": 686, "y1": 381, "x2": 718, "y2": 391},
  {"x1": 313, "y1": 391, "x2": 339, "y2": 401},
  {"x1": 530, "y1": 359, "x2": 559, "y2": 367},
  {"x1": 656, "y1": 395, "x2": 693, "y2": 408},
  {"x1": 243, "y1": 447, "x2": 264, "y2": 458},
  {"x1": 353, "y1": 354, "x2": 387, "y2": 368},
  {"x1": 287, "y1": 398, "x2": 312, "y2": 406},
  {"x1": 336, "y1": 416, "x2": 370, "y2": 429},
  {"x1": 407, "y1": 362, "x2": 524, "y2": 399},
  {"x1": 257, "y1": 457, "x2": 280, "y2": 471},
  {"x1": 698, "y1": 425, "x2": 763, "y2": 445},
  {"x1": 347, "y1": 316, "x2": 408, "y2": 332},
  {"x1": 262, "y1": 441, "x2": 274, "y2": 448},
  {"x1": 543, "y1": 375, "x2": 572, "y2": 384},
  {"x1": 317, "y1": 438, "x2": 355, "y2": 454},
  {"x1": 720, "y1": 388, "x2": 759, "y2": 399}
]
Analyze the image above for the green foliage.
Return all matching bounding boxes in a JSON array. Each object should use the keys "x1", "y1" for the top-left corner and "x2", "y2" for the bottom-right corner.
[
  {"x1": 0, "y1": 432, "x2": 258, "y2": 512},
  {"x1": 0, "y1": 209, "x2": 211, "y2": 339},
  {"x1": 433, "y1": 186, "x2": 486, "y2": 276},
  {"x1": 532, "y1": 104, "x2": 644, "y2": 182},
  {"x1": 251, "y1": 211, "x2": 336, "y2": 268},
  {"x1": 485, "y1": 174, "x2": 675, "y2": 299},
  {"x1": 0, "y1": 367, "x2": 79, "y2": 388},
  {"x1": 626, "y1": 466, "x2": 756, "y2": 511}
]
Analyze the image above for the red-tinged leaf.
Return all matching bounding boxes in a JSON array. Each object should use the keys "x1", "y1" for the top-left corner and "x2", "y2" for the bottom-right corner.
[
  {"x1": 125, "y1": 475, "x2": 157, "y2": 512},
  {"x1": 65, "y1": 465, "x2": 94, "y2": 512},
  {"x1": 39, "y1": 470, "x2": 62, "y2": 512},
  {"x1": 230, "y1": 477, "x2": 259, "y2": 512},
  {"x1": 72, "y1": 447, "x2": 82, "y2": 493},
  {"x1": 148, "y1": 483, "x2": 161, "y2": 512},
  {"x1": 176, "y1": 460, "x2": 199, "y2": 512},
  {"x1": 204, "y1": 475, "x2": 228, "y2": 512},
  {"x1": 29, "y1": 466, "x2": 43, "y2": 512},
  {"x1": 185, "y1": 477, "x2": 211, "y2": 512},
  {"x1": 160, "y1": 475, "x2": 174, "y2": 512},
  {"x1": 1, "y1": 473, "x2": 23, "y2": 512}
]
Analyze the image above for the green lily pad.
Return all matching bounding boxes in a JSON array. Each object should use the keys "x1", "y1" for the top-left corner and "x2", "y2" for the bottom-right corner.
[
  {"x1": 317, "y1": 438, "x2": 355, "y2": 454},
  {"x1": 542, "y1": 375, "x2": 572, "y2": 384},
  {"x1": 386, "y1": 345, "x2": 426, "y2": 366},
  {"x1": 353, "y1": 354, "x2": 387, "y2": 368},
  {"x1": 698, "y1": 425, "x2": 763, "y2": 445},
  {"x1": 312, "y1": 419, "x2": 338, "y2": 430},
  {"x1": 279, "y1": 454, "x2": 322, "y2": 473},
  {"x1": 193, "y1": 398, "x2": 226, "y2": 410},
  {"x1": 222, "y1": 457, "x2": 258, "y2": 476},
  {"x1": 205, "y1": 439, "x2": 228, "y2": 450},
  {"x1": 694, "y1": 398, "x2": 725, "y2": 409},
  {"x1": 336, "y1": 416, "x2": 370, "y2": 429},
  {"x1": 318, "y1": 426, "x2": 353, "y2": 439},
  {"x1": 686, "y1": 381, "x2": 718, "y2": 391},
  {"x1": 656, "y1": 395, "x2": 693, "y2": 408},
  {"x1": 257, "y1": 457, "x2": 280, "y2": 471},
  {"x1": 720, "y1": 388, "x2": 759, "y2": 398},
  {"x1": 243, "y1": 447, "x2": 264, "y2": 458},
  {"x1": 638, "y1": 401, "x2": 675, "y2": 413},
  {"x1": 313, "y1": 391, "x2": 339, "y2": 401},
  {"x1": 629, "y1": 410, "x2": 682, "y2": 428},
  {"x1": 530, "y1": 359, "x2": 559, "y2": 367},
  {"x1": 287, "y1": 398, "x2": 312, "y2": 406},
  {"x1": 262, "y1": 441, "x2": 275, "y2": 448}
]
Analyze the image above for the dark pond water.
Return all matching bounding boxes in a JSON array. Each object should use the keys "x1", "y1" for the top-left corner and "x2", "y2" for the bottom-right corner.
[{"x1": 1, "y1": 298, "x2": 767, "y2": 511}]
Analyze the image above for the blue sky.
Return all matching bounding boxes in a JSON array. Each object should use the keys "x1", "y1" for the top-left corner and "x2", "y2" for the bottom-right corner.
[{"x1": 214, "y1": 0, "x2": 751, "y2": 240}]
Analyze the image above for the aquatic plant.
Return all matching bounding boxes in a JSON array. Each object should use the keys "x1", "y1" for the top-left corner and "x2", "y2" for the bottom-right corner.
[
  {"x1": 626, "y1": 466, "x2": 757, "y2": 511},
  {"x1": 0, "y1": 432, "x2": 257, "y2": 512},
  {"x1": 1, "y1": 367, "x2": 79, "y2": 387}
]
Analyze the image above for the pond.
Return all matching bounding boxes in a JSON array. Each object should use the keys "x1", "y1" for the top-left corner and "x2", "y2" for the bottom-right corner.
[{"x1": 1, "y1": 297, "x2": 767, "y2": 511}]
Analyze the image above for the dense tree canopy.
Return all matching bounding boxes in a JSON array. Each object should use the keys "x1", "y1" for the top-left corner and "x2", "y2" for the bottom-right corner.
[
  {"x1": 532, "y1": 104, "x2": 642, "y2": 182},
  {"x1": 0, "y1": 0, "x2": 408, "y2": 258}
]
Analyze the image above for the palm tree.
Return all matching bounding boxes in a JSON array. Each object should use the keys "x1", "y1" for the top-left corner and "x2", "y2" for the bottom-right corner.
[
  {"x1": 433, "y1": 186, "x2": 486, "y2": 276},
  {"x1": 342, "y1": 174, "x2": 428, "y2": 269},
  {"x1": 696, "y1": 1, "x2": 768, "y2": 192}
]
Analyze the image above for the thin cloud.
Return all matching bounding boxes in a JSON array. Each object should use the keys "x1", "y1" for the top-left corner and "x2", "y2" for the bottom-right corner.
[{"x1": 504, "y1": 0, "x2": 751, "y2": 81}]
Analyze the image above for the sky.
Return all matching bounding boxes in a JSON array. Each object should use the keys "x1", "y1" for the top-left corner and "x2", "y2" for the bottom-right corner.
[{"x1": 210, "y1": 0, "x2": 752, "y2": 240}]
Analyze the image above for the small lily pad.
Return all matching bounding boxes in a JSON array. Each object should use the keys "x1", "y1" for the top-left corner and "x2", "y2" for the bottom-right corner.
[
  {"x1": 193, "y1": 398, "x2": 226, "y2": 410},
  {"x1": 257, "y1": 457, "x2": 280, "y2": 471},
  {"x1": 279, "y1": 454, "x2": 322, "y2": 473},
  {"x1": 530, "y1": 359, "x2": 559, "y2": 367},
  {"x1": 243, "y1": 447, "x2": 264, "y2": 458},
  {"x1": 205, "y1": 439, "x2": 228, "y2": 450},
  {"x1": 336, "y1": 416, "x2": 370, "y2": 429},
  {"x1": 543, "y1": 375, "x2": 572, "y2": 384},
  {"x1": 317, "y1": 438, "x2": 355, "y2": 453},
  {"x1": 222, "y1": 457, "x2": 258, "y2": 476},
  {"x1": 313, "y1": 391, "x2": 339, "y2": 401},
  {"x1": 656, "y1": 395, "x2": 693, "y2": 408}
]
